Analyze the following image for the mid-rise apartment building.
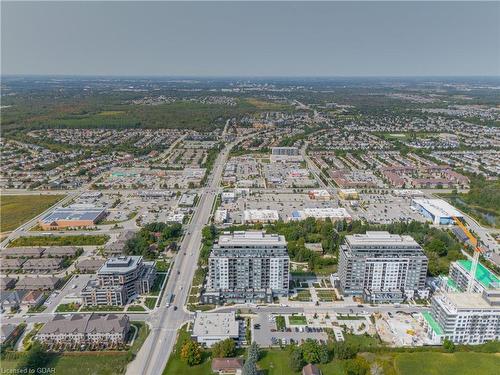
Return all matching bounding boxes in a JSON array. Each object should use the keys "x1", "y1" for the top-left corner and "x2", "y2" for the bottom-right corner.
[
  {"x1": 448, "y1": 259, "x2": 500, "y2": 293},
  {"x1": 203, "y1": 231, "x2": 289, "y2": 304},
  {"x1": 338, "y1": 231, "x2": 428, "y2": 303},
  {"x1": 423, "y1": 290, "x2": 500, "y2": 345},
  {"x1": 81, "y1": 256, "x2": 156, "y2": 306}
]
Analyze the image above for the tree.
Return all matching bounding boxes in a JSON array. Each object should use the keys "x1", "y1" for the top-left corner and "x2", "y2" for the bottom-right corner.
[
  {"x1": 180, "y1": 339, "x2": 202, "y2": 366},
  {"x1": 425, "y1": 238, "x2": 447, "y2": 257},
  {"x1": 242, "y1": 358, "x2": 258, "y2": 375},
  {"x1": 18, "y1": 342, "x2": 50, "y2": 371},
  {"x1": 333, "y1": 342, "x2": 356, "y2": 360},
  {"x1": 289, "y1": 346, "x2": 305, "y2": 372},
  {"x1": 318, "y1": 344, "x2": 330, "y2": 364},
  {"x1": 443, "y1": 338, "x2": 456, "y2": 352},
  {"x1": 247, "y1": 342, "x2": 260, "y2": 363},
  {"x1": 345, "y1": 357, "x2": 370, "y2": 375},
  {"x1": 302, "y1": 339, "x2": 320, "y2": 364},
  {"x1": 212, "y1": 338, "x2": 236, "y2": 358}
]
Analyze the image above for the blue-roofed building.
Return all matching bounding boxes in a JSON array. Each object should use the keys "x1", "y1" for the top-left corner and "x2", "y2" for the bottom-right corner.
[{"x1": 39, "y1": 206, "x2": 106, "y2": 230}]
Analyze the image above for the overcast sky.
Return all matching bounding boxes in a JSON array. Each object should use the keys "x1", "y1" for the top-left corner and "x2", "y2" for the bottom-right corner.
[{"x1": 2, "y1": 1, "x2": 499, "y2": 76}]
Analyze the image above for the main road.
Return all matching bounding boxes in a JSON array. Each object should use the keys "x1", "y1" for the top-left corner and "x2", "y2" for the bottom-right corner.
[{"x1": 126, "y1": 143, "x2": 232, "y2": 375}]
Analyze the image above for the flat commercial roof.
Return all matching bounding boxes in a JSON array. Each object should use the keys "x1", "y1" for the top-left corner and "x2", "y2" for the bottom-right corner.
[
  {"x1": 457, "y1": 259, "x2": 500, "y2": 289},
  {"x1": 299, "y1": 208, "x2": 351, "y2": 220},
  {"x1": 41, "y1": 206, "x2": 105, "y2": 223},
  {"x1": 412, "y1": 198, "x2": 462, "y2": 219},
  {"x1": 244, "y1": 209, "x2": 279, "y2": 222},
  {"x1": 422, "y1": 311, "x2": 443, "y2": 335},
  {"x1": 192, "y1": 312, "x2": 239, "y2": 337}
]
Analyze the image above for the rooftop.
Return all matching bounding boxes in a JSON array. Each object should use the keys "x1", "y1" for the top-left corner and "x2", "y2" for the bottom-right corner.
[
  {"x1": 243, "y1": 209, "x2": 280, "y2": 222},
  {"x1": 40, "y1": 206, "x2": 105, "y2": 224},
  {"x1": 439, "y1": 292, "x2": 497, "y2": 310},
  {"x1": 412, "y1": 198, "x2": 463, "y2": 218},
  {"x1": 218, "y1": 231, "x2": 286, "y2": 247},
  {"x1": 346, "y1": 231, "x2": 420, "y2": 247},
  {"x1": 192, "y1": 312, "x2": 239, "y2": 338},
  {"x1": 38, "y1": 313, "x2": 129, "y2": 335},
  {"x1": 99, "y1": 256, "x2": 142, "y2": 274},
  {"x1": 456, "y1": 260, "x2": 500, "y2": 289}
]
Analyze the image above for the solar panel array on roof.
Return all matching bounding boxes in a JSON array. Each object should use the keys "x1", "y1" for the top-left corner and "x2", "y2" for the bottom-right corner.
[{"x1": 41, "y1": 207, "x2": 105, "y2": 223}]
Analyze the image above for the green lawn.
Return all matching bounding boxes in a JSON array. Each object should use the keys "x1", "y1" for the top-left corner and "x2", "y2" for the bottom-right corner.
[
  {"x1": 155, "y1": 260, "x2": 170, "y2": 272},
  {"x1": 288, "y1": 315, "x2": 307, "y2": 325},
  {"x1": 145, "y1": 297, "x2": 158, "y2": 310},
  {"x1": 127, "y1": 305, "x2": 146, "y2": 312},
  {"x1": 149, "y1": 273, "x2": 167, "y2": 296},
  {"x1": 129, "y1": 322, "x2": 149, "y2": 355},
  {"x1": 343, "y1": 333, "x2": 382, "y2": 349},
  {"x1": 258, "y1": 349, "x2": 345, "y2": 375},
  {"x1": 337, "y1": 315, "x2": 366, "y2": 320},
  {"x1": 187, "y1": 304, "x2": 215, "y2": 312},
  {"x1": 8, "y1": 235, "x2": 109, "y2": 247},
  {"x1": 393, "y1": 352, "x2": 500, "y2": 375},
  {"x1": 275, "y1": 315, "x2": 286, "y2": 331},
  {"x1": 80, "y1": 305, "x2": 124, "y2": 312},
  {"x1": 0, "y1": 194, "x2": 65, "y2": 232},
  {"x1": 163, "y1": 325, "x2": 213, "y2": 375},
  {"x1": 55, "y1": 303, "x2": 80, "y2": 313},
  {"x1": 0, "y1": 354, "x2": 129, "y2": 375}
]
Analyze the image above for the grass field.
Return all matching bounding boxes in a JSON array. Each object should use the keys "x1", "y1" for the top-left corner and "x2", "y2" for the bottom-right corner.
[
  {"x1": 392, "y1": 352, "x2": 500, "y2": 375},
  {"x1": 0, "y1": 194, "x2": 65, "y2": 232},
  {"x1": 258, "y1": 349, "x2": 345, "y2": 375},
  {"x1": 0, "y1": 353, "x2": 130, "y2": 375},
  {"x1": 244, "y1": 98, "x2": 290, "y2": 111}
]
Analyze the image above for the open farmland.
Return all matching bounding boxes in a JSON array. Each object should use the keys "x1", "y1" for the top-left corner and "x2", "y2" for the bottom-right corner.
[{"x1": 0, "y1": 194, "x2": 65, "y2": 232}]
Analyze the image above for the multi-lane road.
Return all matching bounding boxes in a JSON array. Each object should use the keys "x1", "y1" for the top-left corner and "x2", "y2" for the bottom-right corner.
[{"x1": 126, "y1": 145, "x2": 231, "y2": 375}]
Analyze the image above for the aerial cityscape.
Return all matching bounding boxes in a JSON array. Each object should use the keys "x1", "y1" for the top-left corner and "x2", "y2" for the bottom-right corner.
[{"x1": 0, "y1": 1, "x2": 499, "y2": 375}]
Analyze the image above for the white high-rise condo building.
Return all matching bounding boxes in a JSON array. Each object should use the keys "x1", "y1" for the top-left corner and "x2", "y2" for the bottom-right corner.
[
  {"x1": 338, "y1": 231, "x2": 428, "y2": 303},
  {"x1": 423, "y1": 289, "x2": 500, "y2": 345},
  {"x1": 202, "y1": 231, "x2": 289, "y2": 304}
]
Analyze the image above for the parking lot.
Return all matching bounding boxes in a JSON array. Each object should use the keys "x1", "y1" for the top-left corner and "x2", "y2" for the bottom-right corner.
[
  {"x1": 252, "y1": 312, "x2": 328, "y2": 347},
  {"x1": 353, "y1": 193, "x2": 426, "y2": 224}
]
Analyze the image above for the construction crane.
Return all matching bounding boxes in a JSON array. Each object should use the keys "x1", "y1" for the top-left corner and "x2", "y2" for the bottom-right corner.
[{"x1": 452, "y1": 216, "x2": 483, "y2": 293}]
